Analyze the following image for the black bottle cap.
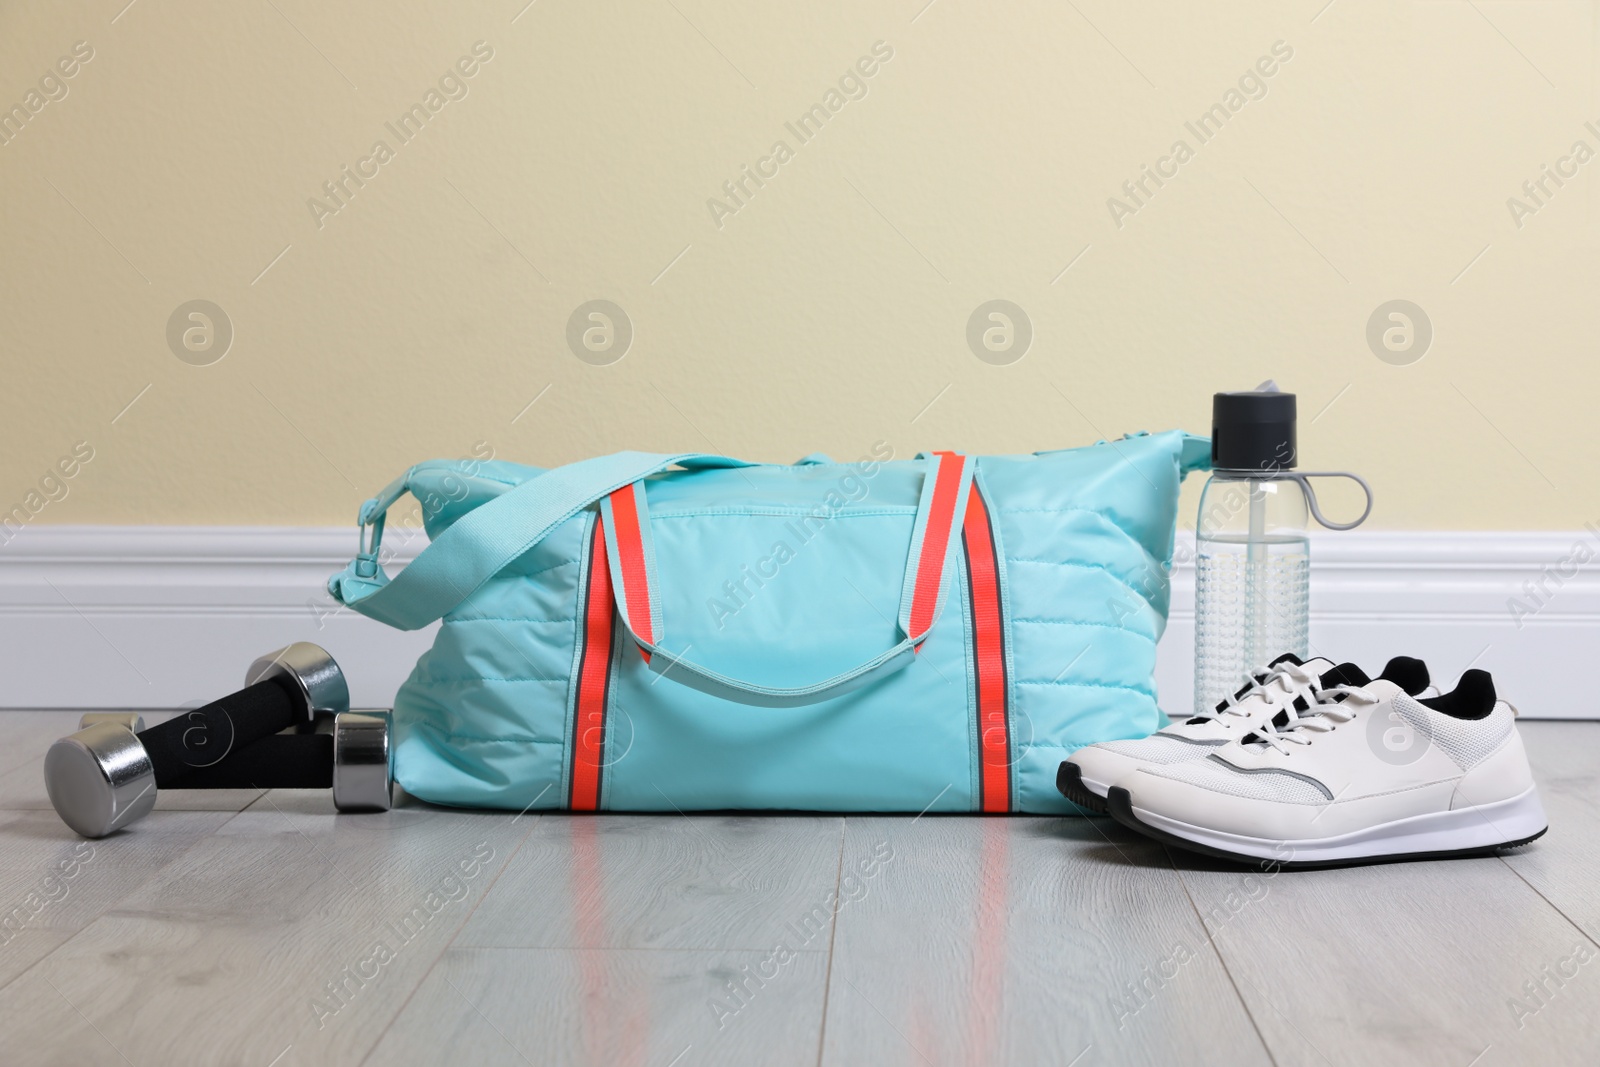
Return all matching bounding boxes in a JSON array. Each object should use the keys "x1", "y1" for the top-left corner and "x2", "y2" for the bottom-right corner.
[{"x1": 1212, "y1": 383, "x2": 1296, "y2": 472}]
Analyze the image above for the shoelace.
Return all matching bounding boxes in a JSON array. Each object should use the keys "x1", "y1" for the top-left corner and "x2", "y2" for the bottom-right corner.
[
  {"x1": 1249, "y1": 684, "x2": 1383, "y2": 755},
  {"x1": 1197, "y1": 661, "x2": 1322, "y2": 723}
]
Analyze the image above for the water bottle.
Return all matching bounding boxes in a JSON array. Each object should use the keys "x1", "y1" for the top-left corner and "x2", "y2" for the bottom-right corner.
[{"x1": 1193, "y1": 383, "x2": 1373, "y2": 714}]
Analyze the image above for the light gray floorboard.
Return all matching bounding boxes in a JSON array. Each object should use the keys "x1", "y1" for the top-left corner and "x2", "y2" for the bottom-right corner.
[
  {"x1": 0, "y1": 785, "x2": 538, "y2": 1066},
  {"x1": 1, "y1": 714, "x2": 1597, "y2": 1065},
  {"x1": 0, "y1": 808, "x2": 236, "y2": 989},
  {"x1": 452, "y1": 814, "x2": 846, "y2": 951},
  {"x1": 1173, "y1": 850, "x2": 1600, "y2": 1066},
  {"x1": 1169, "y1": 725, "x2": 1600, "y2": 1067},
  {"x1": 819, "y1": 815, "x2": 1274, "y2": 1066},
  {"x1": 1501, "y1": 723, "x2": 1600, "y2": 932},
  {"x1": 365, "y1": 947, "x2": 831, "y2": 1067}
]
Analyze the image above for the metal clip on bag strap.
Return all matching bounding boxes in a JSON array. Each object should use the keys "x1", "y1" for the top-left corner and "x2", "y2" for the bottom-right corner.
[
  {"x1": 1289, "y1": 471, "x2": 1374, "y2": 532},
  {"x1": 327, "y1": 451, "x2": 754, "y2": 631}
]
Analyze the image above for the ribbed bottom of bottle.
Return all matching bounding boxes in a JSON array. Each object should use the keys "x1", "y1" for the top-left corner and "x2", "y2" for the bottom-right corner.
[{"x1": 1193, "y1": 551, "x2": 1308, "y2": 715}]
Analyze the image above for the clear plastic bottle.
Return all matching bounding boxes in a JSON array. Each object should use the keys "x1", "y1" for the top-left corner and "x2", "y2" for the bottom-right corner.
[
  {"x1": 1193, "y1": 384, "x2": 1371, "y2": 715},
  {"x1": 1194, "y1": 474, "x2": 1311, "y2": 712}
]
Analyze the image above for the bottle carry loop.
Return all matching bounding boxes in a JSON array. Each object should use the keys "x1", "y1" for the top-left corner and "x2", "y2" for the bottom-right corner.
[
  {"x1": 1209, "y1": 468, "x2": 1374, "y2": 533},
  {"x1": 1290, "y1": 471, "x2": 1374, "y2": 532}
]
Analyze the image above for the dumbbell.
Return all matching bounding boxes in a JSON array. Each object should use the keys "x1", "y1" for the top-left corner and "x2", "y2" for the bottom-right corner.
[
  {"x1": 157, "y1": 710, "x2": 392, "y2": 814},
  {"x1": 44, "y1": 643, "x2": 351, "y2": 838}
]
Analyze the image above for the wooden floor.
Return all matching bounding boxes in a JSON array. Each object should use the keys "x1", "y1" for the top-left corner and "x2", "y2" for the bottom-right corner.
[{"x1": 1, "y1": 713, "x2": 1597, "y2": 1066}]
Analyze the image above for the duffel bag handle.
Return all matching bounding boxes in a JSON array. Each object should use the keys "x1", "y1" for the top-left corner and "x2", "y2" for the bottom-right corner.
[
  {"x1": 327, "y1": 451, "x2": 756, "y2": 631},
  {"x1": 596, "y1": 451, "x2": 973, "y2": 707}
]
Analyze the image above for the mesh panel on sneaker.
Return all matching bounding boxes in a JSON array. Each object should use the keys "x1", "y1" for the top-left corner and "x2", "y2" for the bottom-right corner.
[
  {"x1": 1390, "y1": 695, "x2": 1514, "y2": 770},
  {"x1": 1150, "y1": 757, "x2": 1330, "y2": 804},
  {"x1": 1096, "y1": 735, "x2": 1227, "y2": 765}
]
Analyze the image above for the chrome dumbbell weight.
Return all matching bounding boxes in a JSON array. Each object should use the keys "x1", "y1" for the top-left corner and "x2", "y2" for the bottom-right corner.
[
  {"x1": 44, "y1": 643, "x2": 349, "y2": 838},
  {"x1": 167, "y1": 710, "x2": 393, "y2": 813}
]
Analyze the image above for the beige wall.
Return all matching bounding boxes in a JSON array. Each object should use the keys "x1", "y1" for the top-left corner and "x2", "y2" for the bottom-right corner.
[{"x1": 1, "y1": 0, "x2": 1595, "y2": 531}]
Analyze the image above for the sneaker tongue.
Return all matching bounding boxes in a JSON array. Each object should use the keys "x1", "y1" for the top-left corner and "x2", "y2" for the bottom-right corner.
[
  {"x1": 1268, "y1": 651, "x2": 1303, "y2": 667},
  {"x1": 1315, "y1": 662, "x2": 1370, "y2": 690}
]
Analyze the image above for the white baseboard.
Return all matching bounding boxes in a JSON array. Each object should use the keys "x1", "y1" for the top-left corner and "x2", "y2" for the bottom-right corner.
[
  {"x1": 0, "y1": 527, "x2": 437, "y2": 710},
  {"x1": 1158, "y1": 530, "x2": 1600, "y2": 720},
  {"x1": 0, "y1": 527, "x2": 1594, "y2": 718}
]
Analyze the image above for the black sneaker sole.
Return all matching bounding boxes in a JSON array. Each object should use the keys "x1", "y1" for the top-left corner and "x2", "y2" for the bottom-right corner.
[
  {"x1": 1106, "y1": 786, "x2": 1548, "y2": 871},
  {"x1": 1055, "y1": 760, "x2": 1109, "y2": 815}
]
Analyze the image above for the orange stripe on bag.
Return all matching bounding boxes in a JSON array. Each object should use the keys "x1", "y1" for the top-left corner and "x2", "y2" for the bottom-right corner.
[
  {"x1": 606, "y1": 484, "x2": 654, "y2": 662},
  {"x1": 962, "y1": 484, "x2": 1011, "y2": 813},
  {"x1": 908, "y1": 453, "x2": 969, "y2": 642},
  {"x1": 569, "y1": 521, "x2": 616, "y2": 811}
]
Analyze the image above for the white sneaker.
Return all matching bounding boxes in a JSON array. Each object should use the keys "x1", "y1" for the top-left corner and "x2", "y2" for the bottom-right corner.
[
  {"x1": 1106, "y1": 668, "x2": 1548, "y2": 868},
  {"x1": 1057, "y1": 654, "x2": 1429, "y2": 813}
]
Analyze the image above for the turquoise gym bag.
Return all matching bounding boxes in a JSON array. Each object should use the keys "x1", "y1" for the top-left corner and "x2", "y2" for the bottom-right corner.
[{"x1": 328, "y1": 432, "x2": 1210, "y2": 814}]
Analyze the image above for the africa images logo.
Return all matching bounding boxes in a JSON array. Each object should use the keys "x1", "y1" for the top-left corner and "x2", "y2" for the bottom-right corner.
[
  {"x1": 1105, "y1": 41, "x2": 1294, "y2": 229},
  {"x1": 305, "y1": 42, "x2": 495, "y2": 230},
  {"x1": 704, "y1": 41, "x2": 894, "y2": 229}
]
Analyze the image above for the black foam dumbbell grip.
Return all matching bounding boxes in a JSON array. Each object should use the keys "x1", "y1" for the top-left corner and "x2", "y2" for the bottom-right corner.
[
  {"x1": 137, "y1": 679, "x2": 302, "y2": 787},
  {"x1": 170, "y1": 734, "x2": 335, "y2": 790}
]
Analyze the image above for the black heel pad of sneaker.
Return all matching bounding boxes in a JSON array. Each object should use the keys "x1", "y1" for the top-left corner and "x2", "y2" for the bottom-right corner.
[
  {"x1": 1421, "y1": 668, "x2": 1497, "y2": 720},
  {"x1": 1379, "y1": 656, "x2": 1430, "y2": 696}
]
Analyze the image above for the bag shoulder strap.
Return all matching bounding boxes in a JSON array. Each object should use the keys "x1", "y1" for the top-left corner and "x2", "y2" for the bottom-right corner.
[{"x1": 326, "y1": 451, "x2": 750, "y2": 630}]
